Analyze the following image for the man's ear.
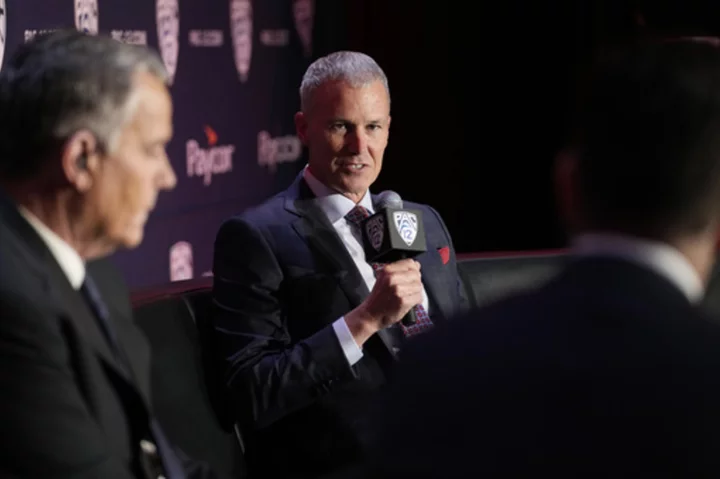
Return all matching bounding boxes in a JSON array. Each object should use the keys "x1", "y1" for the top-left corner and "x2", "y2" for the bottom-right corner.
[
  {"x1": 61, "y1": 130, "x2": 101, "y2": 193},
  {"x1": 294, "y1": 111, "x2": 309, "y2": 146}
]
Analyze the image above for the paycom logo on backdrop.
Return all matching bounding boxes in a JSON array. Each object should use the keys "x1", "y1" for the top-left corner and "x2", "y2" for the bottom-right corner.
[
  {"x1": 186, "y1": 126, "x2": 236, "y2": 186},
  {"x1": 258, "y1": 131, "x2": 302, "y2": 173},
  {"x1": 75, "y1": 0, "x2": 99, "y2": 35},
  {"x1": 156, "y1": 0, "x2": 180, "y2": 85}
]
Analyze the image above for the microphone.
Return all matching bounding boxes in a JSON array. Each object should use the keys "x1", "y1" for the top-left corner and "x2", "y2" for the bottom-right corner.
[{"x1": 360, "y1": 191, "x2": 427, "y2": 325}]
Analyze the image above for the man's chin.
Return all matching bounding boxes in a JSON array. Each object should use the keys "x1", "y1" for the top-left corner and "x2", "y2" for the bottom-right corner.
[
  {"x1": 113, "y1": 227, "x2": 145, "y2": 251},
  {"x1": 122, "y1": 232, "x2": 144, "y2": 250},
  {"x1": 337, "y1": 176, "x2": 374, "y2": 194}
]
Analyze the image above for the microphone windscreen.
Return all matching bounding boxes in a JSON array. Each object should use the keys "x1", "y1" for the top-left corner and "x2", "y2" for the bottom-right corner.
[{"x1": 375, "y1": 190, "x2": 403, "y2": 210}]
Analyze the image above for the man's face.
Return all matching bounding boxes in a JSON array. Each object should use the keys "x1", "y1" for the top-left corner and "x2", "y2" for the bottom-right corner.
[
  {"x1": 295, "y1": 79, "x2": 390, "y2": 202},
  {"x1": 86, "y1": 72, "x2": 176, "y2": 250}
]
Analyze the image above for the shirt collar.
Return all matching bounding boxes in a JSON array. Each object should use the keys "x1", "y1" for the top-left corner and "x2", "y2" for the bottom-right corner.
[
  {"x1": 18, "y1": 206, "x2": 86, "y2": 290},
  {"x1": 572, "y1": 232, "x2": 704, "y2": 303},
  {"x1": 303, "y1": 165, "x2": 374, "y2": 224}
]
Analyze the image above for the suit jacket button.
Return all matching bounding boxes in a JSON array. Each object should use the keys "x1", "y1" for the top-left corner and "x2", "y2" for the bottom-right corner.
[{"x1": 140, "y1": 439, "x2": 157, "y2": 455}]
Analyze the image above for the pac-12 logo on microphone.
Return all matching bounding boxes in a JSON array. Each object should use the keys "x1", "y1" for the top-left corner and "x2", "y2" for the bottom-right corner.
[
  {"x1": 75, "y1": 0, "x2": 99, "y2": 35},
  {"x1": 156, "y1": 0, "x2": 180, "y2": 85},
  {"x1": 0, "y1": 0, "x2": 6, "y2": 71},
  {"x1": 393, "y1": 212, "x2": 418, "y2": 246},
  {"x1": 365, "y1": 216, "x2": 385, "y2": 251},
  {"x1": 230, "y1": 0, "x2": 252, "y2": 83}
]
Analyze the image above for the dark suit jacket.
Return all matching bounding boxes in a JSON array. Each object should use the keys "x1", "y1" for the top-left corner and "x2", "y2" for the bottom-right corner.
[
  {"x1": 0, "y1": 193, "x2": 216, "y2": 479},
  {"x1": 211, "y1": 174, "x2": 468, "y2": 478},
  {"x1": 366, "y1": 256, "x2": 720, "y2": 478}
]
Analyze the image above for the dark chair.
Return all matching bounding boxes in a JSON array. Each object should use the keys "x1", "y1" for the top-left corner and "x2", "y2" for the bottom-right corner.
[
  {"x1": 133, "y1": 287, "x2": 247, "y2": 478},
  {"x1": 127, "y1": 248, "x2": 720, "y2": 479},
  {"x1": 128, "y1": 249, "x2": 567, "y2": 478},
  {"x1": 458, "y1": 251, "x2": 566, "y2": 307}
]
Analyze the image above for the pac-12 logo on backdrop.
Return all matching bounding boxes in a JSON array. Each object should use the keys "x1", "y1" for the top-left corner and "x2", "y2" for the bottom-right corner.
[
  {"x1": 169, "y1": 241, "x2": 193, "y2": 282},
  {"x1": 230, "y1": 0, "x2": 252, "y2": 83},
  {"x1": 156, "y1": 0, "x2": 180, "y2": 85},
  {"x1": 293, "y1": 0, "x2": 314, "y2": 57},
  {"x1": 74, "y1": 0, "x2": 99, "y2": 35},
  {"x1": 0, "y1": 0, "x2": 6, "y2": 71}
]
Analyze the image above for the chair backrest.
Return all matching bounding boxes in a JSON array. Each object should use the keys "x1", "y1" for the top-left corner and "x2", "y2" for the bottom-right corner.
[
  {"x1": 458, "y1": 251, "x2": 567, "y2": 307},
  {"x1": 184, "y1": 288, "x2": 240, "y2": 437},
  {"x1": 129, "y1": 248, "x2": 720, "y2": 479},
  {"x1": 132, "y1": 290, "x2": 247, "y2": 478}
]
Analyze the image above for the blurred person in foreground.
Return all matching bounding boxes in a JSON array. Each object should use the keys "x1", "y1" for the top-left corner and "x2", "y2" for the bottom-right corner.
[
  {"x1": 365, "y1": 38, "x2": 720, "y2": 478},
  {"x1": 0, "y1": 30, "x2": 218, "y2": 478},
  {"x1": 210, "y1": 51, "x2": 469, "y2": 478}
]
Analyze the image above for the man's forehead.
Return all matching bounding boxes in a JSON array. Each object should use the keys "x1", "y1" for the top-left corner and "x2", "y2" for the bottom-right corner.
[
  {"x1": 310, "y1": 79, "x2": 389, "y2": 115},
  {"x1": 125, "y1": 76, "x2": 172, "y2": 139},
  {"x1": 132, "y1": 72, "x2": 170, "y2": 102},
  {"x1": 130, "y1": 75, "x2": 171, "y2": 115}
]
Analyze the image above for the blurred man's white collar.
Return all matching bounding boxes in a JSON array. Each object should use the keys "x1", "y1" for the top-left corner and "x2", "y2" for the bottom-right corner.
[
  {"x1": 17, "y1": 206, "x2": 86, "y2": 290},
  {"x1": 303, "y1": 165, "x2": 373, "y2": 224},
  {"x1": 572, "y1": 233, "x2": 703, "y2": 303}
]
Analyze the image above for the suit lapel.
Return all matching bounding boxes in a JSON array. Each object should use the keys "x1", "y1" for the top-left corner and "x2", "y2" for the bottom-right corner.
[
  {"x1": 285, "y1": 177, "x2": 398, "y2": 359},
  {"x1": 288, "y1": 183, "x2": 370, "y2": 308},
  {"x1": 0, "y1": 191, "x2": 133, "y2": 382},
  {"x1": 50, "y1": 266, "x2": 133, "y2": 381},
  {"x1": 104, "y1": 293, "x2": 150, "y2": 398},
  {"x1": 87, "y1": 259, "x2": 152, "y2": 402}
]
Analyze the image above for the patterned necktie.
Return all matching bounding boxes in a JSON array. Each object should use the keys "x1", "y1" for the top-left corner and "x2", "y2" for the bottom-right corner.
[
  {"x1": 345, "y1": 205, "x2": 434, "y2": 338},
  {"x1": 80, "y1": 275, "x2": 187, "y2": 479}
]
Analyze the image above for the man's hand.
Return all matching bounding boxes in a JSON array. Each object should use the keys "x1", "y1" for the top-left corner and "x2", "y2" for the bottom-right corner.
[{"x1": 345, "y1": 259, "x2": 423, "y2": 345}]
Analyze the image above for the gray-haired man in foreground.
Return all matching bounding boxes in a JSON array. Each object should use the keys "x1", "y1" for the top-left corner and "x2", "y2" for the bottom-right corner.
[{"x1": 0, "y1": 30, "x2": 218, "y2": 479}]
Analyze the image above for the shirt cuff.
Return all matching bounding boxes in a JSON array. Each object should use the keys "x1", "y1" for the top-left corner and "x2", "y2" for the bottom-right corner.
[{"x1": 332, "y1": 317, "x2": 364, "y2": 366}]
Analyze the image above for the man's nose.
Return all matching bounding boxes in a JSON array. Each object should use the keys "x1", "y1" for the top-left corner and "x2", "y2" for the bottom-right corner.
[
  {"x1": 158, "y1": 158, "x2": 177, "y2": 190},
  {"x1": 345, "y1": 129, "x2": 368, "y2": 155}
]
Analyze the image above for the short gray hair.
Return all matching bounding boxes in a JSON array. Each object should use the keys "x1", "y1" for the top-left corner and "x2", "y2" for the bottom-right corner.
[
  {"x1": 299, "y1": 51, "x2": 390, "y2": 112},
  {"x1": 0, "y1": 29, "x2": 168, "y2": 179}
]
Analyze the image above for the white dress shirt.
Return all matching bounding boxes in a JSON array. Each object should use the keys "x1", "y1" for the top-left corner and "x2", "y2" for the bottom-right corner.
[
  {"x1": 18, "y1": 206, "x2": 86, "y2": 290},
  {"x1": 303, "y1": 166, "x2": 430, "y2": 366},
  {"x1": 572, "y1": 232, "x2": 703, "y2": 303}
]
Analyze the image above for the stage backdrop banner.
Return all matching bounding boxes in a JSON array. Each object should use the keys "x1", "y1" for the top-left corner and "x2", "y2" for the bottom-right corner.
[{"x1": 1, "y1": 0, "x2": 315, "y2": 289}]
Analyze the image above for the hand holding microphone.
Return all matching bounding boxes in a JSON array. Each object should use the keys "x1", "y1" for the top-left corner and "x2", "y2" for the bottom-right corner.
[
  {"x1": 345, "y1": 191, "x2": 428, "y2": 345},
  {"x1": 363, "y1": 258, "x2": 423, "y2": 327}
]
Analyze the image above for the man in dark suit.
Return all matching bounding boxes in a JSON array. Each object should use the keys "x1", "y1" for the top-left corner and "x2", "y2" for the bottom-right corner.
[
  {"x1": 0, "y1": 31, "x2": 217, "y2": 478},
  {"x1": 211, "y1": 51, "x2": 468, "y2": 478},
  {"x1": 366, "y1": 39, "x2": 720, "y2": 477}
]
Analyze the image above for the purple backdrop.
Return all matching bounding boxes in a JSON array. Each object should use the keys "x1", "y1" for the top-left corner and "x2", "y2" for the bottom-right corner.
[{"x1": 0, "y1": 0, "x2": 314, "y2": 288}]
